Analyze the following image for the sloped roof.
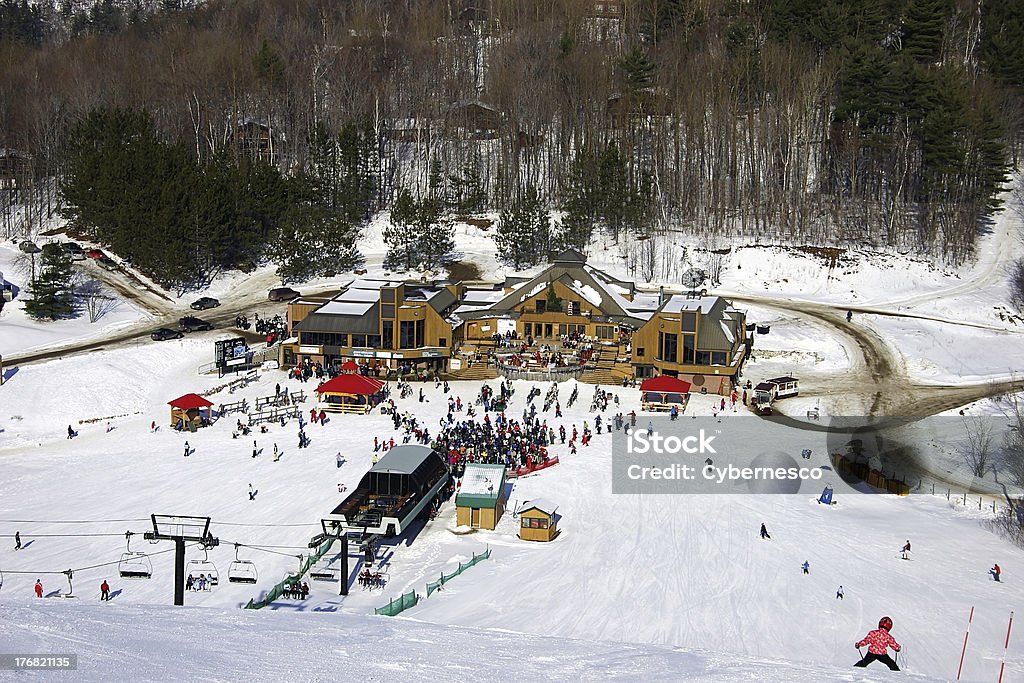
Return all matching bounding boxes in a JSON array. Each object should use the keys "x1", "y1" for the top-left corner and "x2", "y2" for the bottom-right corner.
[
  {"x1": 487, "y1": 261, "x2": 638, "y2": 322},
  {"x1": 168, "y1": 393, "x2": 214, "y2": 409},
  {"x1": 520, "y1": 498, "x2": 557, "y2": 516},
  {"x1": 552, "y1": 248, "x2": 586, "y2": 264},
  {"x1": 340, "y1": 359, "x2": 359, "y2": 372},
  {"x1": 315, "y1": 373, "x2": 383, "y2": 396},
  {"x1": 640, "y1": 376, "x2": 692, "y2": 394}
]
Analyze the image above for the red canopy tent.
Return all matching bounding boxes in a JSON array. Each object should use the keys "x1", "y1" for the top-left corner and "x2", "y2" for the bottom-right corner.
[
  {"x1": 639, "y1": 375, "x2": 691, "y2": 412},
  {"x1": 339, "y1": 359, "x2": 360, "y2": 373},
  {"x1": 168, "y1": 393, "x2": 214, "y2": 429},
  {"x1": 315, "y1": 373, "x2": 384, "y2": 414}
]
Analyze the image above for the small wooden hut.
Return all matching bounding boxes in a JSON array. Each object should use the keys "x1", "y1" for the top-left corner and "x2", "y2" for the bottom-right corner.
[
  {"x1": 518, "y1": 498, "x2": 558, "y2": 542},
  {"x1": 455, "y1": 463, "x2": 507, "y2": 530},
  {"x1": 315, "y1": 373, "x2": 384, "y2": 414},
  {"x1": 168, "y1": 393, "x2": 214, "y2": 431}
]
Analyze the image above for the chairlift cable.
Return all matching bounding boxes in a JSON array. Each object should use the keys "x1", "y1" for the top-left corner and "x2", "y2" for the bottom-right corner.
[{"x1": 2, "y1": 544, "x2": 186, "y2": 575}]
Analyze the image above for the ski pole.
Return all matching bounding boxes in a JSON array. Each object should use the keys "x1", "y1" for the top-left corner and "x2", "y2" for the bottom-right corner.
[
  {"x1": 956, "y1": 605, "x2": 973, "y2": 680},
  {"x1": 998, "y1": 611, "x2": 1014, "y2": 683}
]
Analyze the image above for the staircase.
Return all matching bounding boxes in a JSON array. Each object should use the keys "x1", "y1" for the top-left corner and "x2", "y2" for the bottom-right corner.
[
  {"x1": 444, "y1": 365, "x2": 498, "y2": 381},
  {"x1": 579, "y1": 349, "x2": 628, "y2": 385}
]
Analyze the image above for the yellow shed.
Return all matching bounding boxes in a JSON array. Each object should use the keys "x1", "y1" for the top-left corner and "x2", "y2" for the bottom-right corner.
[
  {"x1": 518, "y1": 498, "x2": 559, "y2": 542},
  {"x1": 455, "y1": 463, "x2": 507, "y2": 530}
]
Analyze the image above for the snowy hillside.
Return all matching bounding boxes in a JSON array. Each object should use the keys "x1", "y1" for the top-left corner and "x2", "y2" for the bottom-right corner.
[
  {"x1": 0, "y1": 602, "x2": 953, "y2": 682},
  {"x1": 0, "y1": 338, "x2": 1020, "y2": 681}
]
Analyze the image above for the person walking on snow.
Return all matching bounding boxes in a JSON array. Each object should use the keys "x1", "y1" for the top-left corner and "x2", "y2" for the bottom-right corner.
[
  {"x1": 760, "y1": 523, "x2": 771, "y2": 540},
  {"x1": 836, "y1": 585, "x2": 844, "y2": 600},
  {"x1": 992, "y1": 563, "x2": 1002, "y2": 582},
  {"x1": 854, "y1": 616, "x2": 901, "y2": 671},
  {"x1": 901, "y1": 540, "x2": 911, "y2": 559},
  {"x1": 100, "y1": 580, "x2": 110, "y2": 601},
  {"x1": 34, "y1": 579, "x2": 43, "y2": 598},
  {"x1": 183, "y1": 441, "x2": 190, "y2": 457},
  {"x1": 802, "y1": 560, "x2": 810, "y2": 574}
]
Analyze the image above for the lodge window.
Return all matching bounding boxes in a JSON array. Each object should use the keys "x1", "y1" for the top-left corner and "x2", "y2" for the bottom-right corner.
[
  {"x1": 596, "y1": 325, "x2": 615, "y2": 339},
  {"x1": 712, "y1": 351, "x2": 727, "y2": 365},
  {"x1": 521, "y1": 517, "x2": 549, "y2": 529},
  {"x1": 382, "y1": 320, "x2": 393, "y2": 349},
  {"x1": 415, "y1": 319, "x2": 425, "y2": 347},
  {"x1": 567, "y1": 301, "x2": 580, "y2": 316},
  {"x1": 350, "y1": 334, "x2": 367, "y2": 347},
  {"x1": 535, "y1": 299, "x2": 546, "y2": 313},
  {"x1": 682, "y1": 312, "x2": 697, "y2": 333},
  {"x1": 695, "y1": 350, "x2": 710, "y2": 365},
  {"x1": 399, "y1": 321, "x2": 415, "y2": 349},
  {"x1": 682, "y1": 334, "x2": 695, "y2": 364},
  {"x1": 368, "y1": 335, "x2": 381, "y2": 348},
  {"x1": 558, "y1": 324, "x2": 586, "y2": 336},
  {"x1": 658, "y1": 332, "x2": 678, "y2": 363},
  {"x1": 438, "y1": 337, "x2": 447, "y2": 347},
  {"x1": 381, "y1": 289, "x2": 395, "y2": 303},
  {"x1": 300, "y1": 332, "x2": 347, "y2": 347},
  {"x1": 636, "y1": 347, "x2": 645, "y2": 357},
  {"x1": 381, "y1": 304, "x2": 395, "y2": 319},
  {"x1": 523, "y1": 323, "x2": 531, "y2": 337}
]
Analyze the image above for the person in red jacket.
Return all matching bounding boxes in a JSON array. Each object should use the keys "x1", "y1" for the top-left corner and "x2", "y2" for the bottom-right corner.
[
  {"x1": 855, "y1": 616, "x2": 901, "y2": 670},
  {"x1": 34, "y1": 579, "x2": 43, "y2": 598},
  {"x1": 100, "y1": 580, "x2": 110, "y2": 601}
]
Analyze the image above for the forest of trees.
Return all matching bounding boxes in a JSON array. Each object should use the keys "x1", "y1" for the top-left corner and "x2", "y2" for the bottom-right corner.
[{"x1": 0, "y1": 0, "x2": 1021, "y2": 286}]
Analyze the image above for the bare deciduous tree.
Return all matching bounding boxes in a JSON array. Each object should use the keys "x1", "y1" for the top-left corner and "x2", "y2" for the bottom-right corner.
[
  {"x1": 960, "y1": 415, "x2": 994, "y2": 478},
  {"x1": 77, "y1": 278, "x2": 121, "y2": 323}
]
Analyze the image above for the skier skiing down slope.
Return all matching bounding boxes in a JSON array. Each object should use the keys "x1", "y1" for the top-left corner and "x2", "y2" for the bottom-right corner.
[{"x1": 854, "y1": 616, "x2": 902, "y2": 671}]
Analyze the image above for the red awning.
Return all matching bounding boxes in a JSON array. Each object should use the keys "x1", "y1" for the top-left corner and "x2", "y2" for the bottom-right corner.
[
  {"x1": 340, "y1": 359, "x2": 359, "y2": 372},
  {"x1": 639, "y1": 375, "x2": 692, "y2": 394},
  {"x1": 316, "y1": 373, "x2": 383, "y2": 396},
  {"x1": 168, "y1": 393, "x2": 215, "y2": 409}
]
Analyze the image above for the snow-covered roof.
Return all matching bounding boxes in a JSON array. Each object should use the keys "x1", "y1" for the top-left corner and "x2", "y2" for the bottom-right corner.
[
  {"x1": 521, "y1": 497, "x2": 557, "y2": 515},
  {"x1": 317, "y1": 300, "x2": 375, "y2": 316},
  {"x1": 462, "y1": 289, "x2": 506, "y2": 304},
  {"x1": 660, "y1": 295, "x2": 719, "y2": 314},
  {"x1": 459, "y1": 463, "x2": 505, "y2": 496}
]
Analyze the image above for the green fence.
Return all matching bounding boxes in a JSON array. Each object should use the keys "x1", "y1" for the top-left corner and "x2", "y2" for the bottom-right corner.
[
  {"x1": 425, "y1": 548, "x2": 491, "y2": 597},
  {"x1": 244, "y1": 536, "x2": 336, "y2": 610},
  {"x1": 374, "y1": 590, "x2": 418, "y2": 616}
]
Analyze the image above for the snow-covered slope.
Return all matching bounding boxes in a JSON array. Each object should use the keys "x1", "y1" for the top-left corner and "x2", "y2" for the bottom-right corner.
[
  {"x1": 0, "y1": 340, "x2": 1020, "y2": 682},
  {"x1": 0, "y1": 602, "x2": 952, "y2": 682}
]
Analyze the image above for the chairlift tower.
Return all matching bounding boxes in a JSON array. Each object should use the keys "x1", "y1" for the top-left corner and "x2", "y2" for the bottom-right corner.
[{"x1": 143, "y1": 514, "x2": 218, "y2": 606}]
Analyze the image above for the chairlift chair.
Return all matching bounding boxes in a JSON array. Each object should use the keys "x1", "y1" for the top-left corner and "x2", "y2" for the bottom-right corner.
[
  {"x1": 118, "y1": 531, "x2": 153, "y2": 580},
  {"x1": 187, "y1": 547, "x2": 219, "y2": 588},
  {"x1": 309, "y1": 558, "x2": 340, "y2": 582},
  {"x1": 227, "y1": 544, "x2": 259, "y2": 584}
]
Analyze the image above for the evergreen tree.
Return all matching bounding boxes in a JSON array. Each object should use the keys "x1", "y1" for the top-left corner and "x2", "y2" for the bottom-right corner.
[
  {"x1": 901, "y1": 0, "x2": 952, "y2": 64},
  {"x1": 980, "y1": 0, "x2": 1024, "y2": 88},
  {"x1": 619, "y1": 47, "x2": 657, "y2": 93},
  {"x1": 384, "y1": 190, "x2": 454, "y2": 271},
  {"x1": 544, "y1": 283, "x2": 562, "y2": 312},
  {"x1": 384, "y1": 189, "x2": 421, "y2": 271},
  {"x1": 23, "y1": 247, "x2": 75, "y2": 320},
  {"x1": 495, "y1": 185, "x2": 550, "y2": 269}
]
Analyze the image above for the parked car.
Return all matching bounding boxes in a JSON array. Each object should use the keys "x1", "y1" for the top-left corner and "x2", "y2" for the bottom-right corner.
[
  {"x1": 62, "y1": 242, "x2": 86, "y2": 261},
  {"x1": 178, "y1": 316, "x2": 213, "y2": 332},
  {"x1": 85, "y1": 249, "x2": 106, "y2": 260},
  {"x1": 190, "y1": 296, "x2": 220, "y2": 310},
  {"x1": 268, "y1": 287, "x2": 301, "y2": 302},
  {"x1": 96, "y1": 256, "x2": 118, "y2": 271},
  {"x1": 151, "y1": 327, "x2": 184, "y2": 341},
  {"x1": 18, "y1": 240, "x2": 40, "y2": 254}
]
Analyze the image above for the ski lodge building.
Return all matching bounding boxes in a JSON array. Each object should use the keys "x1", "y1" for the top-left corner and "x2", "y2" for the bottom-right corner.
[{"x1": 282, "y1": 249, "x2": 748, "y2": 392}]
